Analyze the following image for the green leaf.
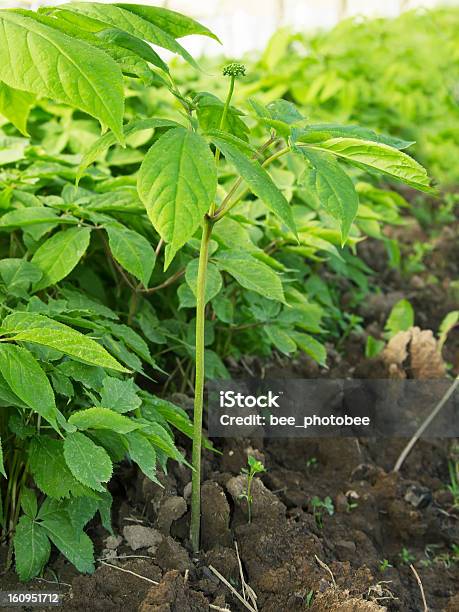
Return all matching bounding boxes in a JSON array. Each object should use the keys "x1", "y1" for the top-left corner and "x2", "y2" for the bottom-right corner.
[
  {"x1": 28, "y1": 437, "x2": 82, "y2": 499},
  {"x1": 385, "y1": 299, "x2": 414, "y2": 338},
  {"x1": 69, "y1": 407, "x2": 140, "y2": 434},
  {"x1": 100, "y1": 377, "x2": 141, "y2": 414},
  {"x1": 77, "y1": 117, "x2": 180, "y2": 182},
  {"x1": 197, "y1": 95, "x2": 249, "y2": 142},
  {"x1": 302, "y1": 138, "x2": 432, "y2": 192},
  {"x1": 0, "y1": 10, "x2": 124, "y2": 140},
  {"x1": 63, "y1": 431, "x2": 112, "y2": 492},
  {"x1": 291, "y1": 331, "x2": 327, "y2": 366},
  {"x1": 96, "y1": 27, "x2": 169, "y2": 72},
  {"x1": 295, "y1": 147, "x2": 359, "y2": 243},
  {"x1": 209, "y1": 135, "x2": 296, "y2": 234},
  {"x1": 0, "y1": 207, "x2": 62, "y2": 230},
  {"x1": 138, "y1": 128, "x2": 217, "y2": 269},
  {"x1": 0, "y1": 82, "x2": 35, "y2": 136},
  {"x1": 215, "y1": 251, "x2": 285, "y2": 303},
  {"x1": 0, "y1": 259, "x2": 43, "y2": 297},
  {"x1": 40, "y1": 510, "x2": 94, "y2": 574},
  {"x1": 116, "y1": 3, "x2": 220, "y2": 41},
  {"x1": 438, "y1": 311, "x2": 459, "y2": 350},
  {"x1": 265, "y1": 325, "x2": 296, "y2": 354},
  {"x1": 20, "y1": 488, "x2": 37, "y2": 519},
  {"x1": 365, "y1": 336, "x2": 385, "y2": 359},
  {"x1": 294, "y1": 124, "x2": 415, "y2": 150},
  {"x1": 185, "y1": 260, "x2": 222, "y2": 305},
  {"x1": 106, "y1": 224, "x2": 155, "y2": 287},
  {"x1": 57, "y1": 2, "x2": 202, "y2": 69},
  {"x1": 63, "y1": 496, "x2": 98, "y2": 531},
  {"x1": 14, "y1": 515, "x2": 51, "y2": 582},
  {"x1": 0, "y1": 344, "x2": 58, "y2": 429},
  {"x1": 125, "y1": 430, "x2": 159, "y2": 484},
  {"x1": 3, "y1": 312, "x2": 128, "y2": 373},
  {"x1": 31, "y1": 227, "x2": 91, "y2": 290}
]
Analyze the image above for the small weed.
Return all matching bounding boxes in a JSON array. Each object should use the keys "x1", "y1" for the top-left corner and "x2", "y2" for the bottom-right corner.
[
  {"x1": 306, "y1": 589, "x2": 315, "y2": 607},
  {"x1": 399, "y1": 547, "x2": 415, "y2": 565},
  {"x1": 240, "y1": 456, "x2": 266, "y2": 523},
  {"x1": 306, "y1": 457, "x2": 318, "y2": 469},
  {"x1": 447, "y1": 460, "x2": 459, "y2": 507},
  {"x1": 311, "y1": 496, "x2": 334, "y2": 528},
  {"x1": 379, "y1": 559, "x2": 393, "y2": 572}
]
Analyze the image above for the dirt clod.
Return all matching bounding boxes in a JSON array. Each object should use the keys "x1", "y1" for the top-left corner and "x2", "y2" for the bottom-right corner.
[
  {"x1": 200, "y1": 481, "x2": 232, "y2": 550},
  {"x1": 123, "y1": 525, "x2": 163, "y2": 552},
  {"x1": 156, "y1": 496, "x2": 187, "y2": 535},
  {"x1": 139, "y1": 570, "x2": 209, "y2": 612}
]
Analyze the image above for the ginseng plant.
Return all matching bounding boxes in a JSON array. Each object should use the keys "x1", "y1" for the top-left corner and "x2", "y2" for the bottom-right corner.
[{"x1": 0, "y1": 3, "x2": 432, "y2": 557}]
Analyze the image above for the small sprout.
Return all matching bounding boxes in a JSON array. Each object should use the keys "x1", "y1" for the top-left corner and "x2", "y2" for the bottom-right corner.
[
  {"x1": 311, "y1": 495, "x2": 334, "y2": 529},
  {"x1": 306, "y1": 589, "x2": 314, "y2": 607},
  {"x1": 240, "y1": 455, "x2": 266, "y2": 523},
  {"x1": 399, "y1": 547, "x2": 415, "y2": 565},
  {"x1": 306, "y1": 457, "x2": 318, "y2": 469},
  {"x1": 223, "y1": 62, "x2": 247, "y2": 78},
  {"x1": 379, "y1": 559, "x2": 393, "y2": 572}
]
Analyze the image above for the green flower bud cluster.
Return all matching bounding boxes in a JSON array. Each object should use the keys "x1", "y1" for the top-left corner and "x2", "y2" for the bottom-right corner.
[{"x1": 223, "y1": 62, "x2": 246, "y2": 78}]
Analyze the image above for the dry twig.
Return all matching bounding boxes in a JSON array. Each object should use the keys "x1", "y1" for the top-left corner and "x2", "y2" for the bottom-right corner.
[
  {"x1": 99, "y1": 561, "x2": 159, "y2": 585},
  {"x1": 410, "y1": 564, "x2": 428, "y2": 611}
]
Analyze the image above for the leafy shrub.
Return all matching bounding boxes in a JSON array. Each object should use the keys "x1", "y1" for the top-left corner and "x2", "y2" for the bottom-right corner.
[{"x1": 0, "y1": 1, "x2": 431, "y2": 573}]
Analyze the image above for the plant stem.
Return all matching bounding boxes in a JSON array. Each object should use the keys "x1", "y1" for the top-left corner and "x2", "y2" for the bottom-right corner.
[
  {"x1": 190, "y1": 217, "x2": 213, "y2": 552},
  {"x1": 212, "y1": 146, "x2": 291, "y2": 221},
  {"x1": 214, "y1": 75, "x2": 235, "y2": 168}
]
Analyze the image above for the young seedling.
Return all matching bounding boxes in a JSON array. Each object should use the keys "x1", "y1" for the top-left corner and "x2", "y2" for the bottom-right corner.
[
  {"x1": 311, "y1": 496, "x2": 335, "y2": 528},
  {"x1": 379, "y1": 559, "x2": 393, "y2": 572},
  {"x1": 239, "y1": 455, "x2": 266, "y2": 523},
  {"x1": 399, "y1": 547, "x2": 416, "y2": 565}
]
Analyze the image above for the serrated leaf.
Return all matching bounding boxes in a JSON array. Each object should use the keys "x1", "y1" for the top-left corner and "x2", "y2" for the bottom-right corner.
[
  {"x1": 291, "y1": 331, "x2": 327, "y2": 366},
  {"x1": 64, "y1": 431, "x2": 112, "y2": 492},
  {"x1": 41, "y1": 510, "x2": 94, "y2": 574},
  {"x1": 215, "y1": 251, "x2": 285, "y2": 303},
  {"x1": 0, "y1": 259, "x2": 43, "y2": 297},
  {"x1": 210, "y1": 135, "x2": 296, "y2": 234},
  {"x1": 294, "y1": 124, "x2": 414, "y2": 150},
  {"x1": 185, "y1": 260, "x2": 222, "y2": 305},
  {"x1": 138, "y1": 127, "x2": 217, "y2": 269},
  {"x1": 69, "y1": 407, "x2": 140, "y2": 434},
  {"x1": 77, "y1": 117, "x2": 180, "y2": 182},
  {"x1": 100, "y1": 377, "x2": 141, "y2": 413},
  {"x1": 0, "y1": 10, "x2": 124, "y2": 140},
  {"x1": 265, "y1": 325, "x2": 296, "y2": 354},
  {"x1": 116, "y1": 3, "x2": 220, "y2": 41},
  {"x1": 57, "y1": 2, "x2": 202, "y2": 69},
  {"x1": 31, "y1": 227, "x2": 91, "y2": 290},
  {"x1": 0, "y1": 344, "x2": 58, "y2": 429},
  {"x1": 106, "y1": 224, "x2": 155, "y2": 287},
  {"x1": 63, "y1": 496, "x2": 99, "y2": 531},
  {"x1": 14, "y1": 516, "x2": 51, "y2": 582},
  {"x1": 3, "y1": 312, "x2": 128, "y2": 373},
  {"x1": 0, "y1": 207, "x2": 63, "y2": 230},
  {"x1": 302, "y1": 137, "x2": 431, "y2": 192},
  {"x1": 295, "y1": 147, "x2": 359, "y2": 243},
  {"x1": 28, "y1": 437, "x2": 81, "y2": 499},
  {"x1": 125, "y1": 430, "x2": 159, "y2": 484},
  {"x1": 0, "y1": 82, "x2": 35, "y2": 136}
]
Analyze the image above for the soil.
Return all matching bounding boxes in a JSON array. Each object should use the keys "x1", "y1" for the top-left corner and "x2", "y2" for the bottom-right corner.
[{"x1": 0, "y1": 215, "x2": 458, "y2": 611}]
